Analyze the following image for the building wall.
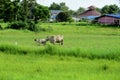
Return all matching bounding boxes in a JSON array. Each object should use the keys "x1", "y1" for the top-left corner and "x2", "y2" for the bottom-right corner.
[{"x1": 97, "y1": 16, "x2": 118, "y2": 24}]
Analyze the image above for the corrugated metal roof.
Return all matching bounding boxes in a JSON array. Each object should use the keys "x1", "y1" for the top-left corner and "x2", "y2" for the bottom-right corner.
[
  {"x1": 96, "y1": 14, "x2": 120, "y2": 19},
  {"x1": 81, "y1": 16, "x2": 98, "y2": 20},
  {"x1": 105, "y1": 14, "x2": 120, "y2": 18}
]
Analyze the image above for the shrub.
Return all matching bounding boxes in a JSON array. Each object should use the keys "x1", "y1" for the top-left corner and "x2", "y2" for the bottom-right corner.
[
  {"x1": 7, "y1": 21, "x2": 27, "y2": 29},
  {"x1": 56, "y1": 12, "x2": 71, "y2": 22},
  {"x1": 27, "y1": 21, "x2": 38, "y2": 32}
]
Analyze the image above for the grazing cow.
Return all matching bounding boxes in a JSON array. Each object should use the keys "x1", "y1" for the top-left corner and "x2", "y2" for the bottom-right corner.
[
  {"x1": 46, "y1": 35, "x2": 63, "y2": 45},
  {"x1": 34, "y1": 38, "x2": 48, "y2": 45}
]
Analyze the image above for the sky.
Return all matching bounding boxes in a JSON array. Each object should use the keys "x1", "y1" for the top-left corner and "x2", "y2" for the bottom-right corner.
[{"x1": 36, "y1": 0, "x2": 119, "y2": 10}]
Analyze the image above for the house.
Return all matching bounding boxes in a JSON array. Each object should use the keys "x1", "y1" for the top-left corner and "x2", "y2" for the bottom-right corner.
[
  {"x1": 49, "y1": 10, "x2": 62, "y2": 22},
  {"x1": 95, "y1": 14, "x2": 120, "y2": 25},
  {"x1": 78, "y1": 6, "x2": 101, "y2": 20}
]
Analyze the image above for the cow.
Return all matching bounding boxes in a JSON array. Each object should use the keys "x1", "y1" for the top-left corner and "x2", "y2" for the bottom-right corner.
[
  {"x1": 34, "y1": 38, "x2": 48, "y2": 45},
  {"x1": 46, "y1": 35, "x2": 63, "y2": 45}
]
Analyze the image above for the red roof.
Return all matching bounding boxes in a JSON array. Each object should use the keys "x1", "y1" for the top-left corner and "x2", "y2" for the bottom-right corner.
[{"x1": 79, "y1": 6, "x2": 101, "y2": 18}]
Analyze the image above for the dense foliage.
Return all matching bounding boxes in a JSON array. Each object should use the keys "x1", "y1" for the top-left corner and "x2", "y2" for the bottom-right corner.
[
  {"x1": 56, "y1": 12, "x2": 71, "y2": 22},
  {"x1": 0, "y1": 0, "x2": 50, "y2": 22},
  {"x1": 49, "y1": 2, "x2": 68, "y2": 12},
  {"x1": 101, "y1": 4, "x2": 120, "y2": 14}
]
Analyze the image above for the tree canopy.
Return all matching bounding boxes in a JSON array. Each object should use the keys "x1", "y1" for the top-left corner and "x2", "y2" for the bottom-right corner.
[
  {"x1": 49, "y1": 2, "x2": 69, "y2": 12},
  {"x1": 74, "y1": 7, "x2": 85, "y2": 16},
  {"x1": 0, "y1": 0, "x2": 50, "y2": 23},
  {"x1": 56, "y1": 12, "x2": 71, "y2": 22},
  {"x1": 101, "y1": 4, "x2": 119, "y2": 14}
]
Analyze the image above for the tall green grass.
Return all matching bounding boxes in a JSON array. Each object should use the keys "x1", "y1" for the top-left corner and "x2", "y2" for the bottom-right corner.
[
  {"x1": 0, "y1": 52, "x2": 120, "y2": 80},
  {"x1": 0, "y1": 43, "x2": 120, "y2": 60}
]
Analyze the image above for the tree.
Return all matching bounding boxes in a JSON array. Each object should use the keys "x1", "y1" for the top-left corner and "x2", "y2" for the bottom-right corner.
[
  {"x1": 101, "y1": 5, "x2": 109, "y2": 15},
  {"x1": 0, "y1": 0, "x2": 50, "y2": 23},
  {"x1": 20, "y1": 0, "x2": 29, "y2": 22},
  {"x1": 68, "y1": 10, "x2": 75, "y2": 15},
  {"x1": 0, "y1": 0, "x2": 7, "y2": 19},
  {"x1": 11, "y1": 0, "x2": 20, "y2": 21},
  {"x1": 75, "y1": 7, "x2": 85, "y2": 16},
  {"x1": 101, "y1": 4, "x2": 119, "y2": 14},
  {"x1": 95, "y1": 7, "x2": 101, "y2": 12},
  {"x1": 56, "y1": 12, "x2": 71, "y2": 22},
  {"x1": 60, "y1": 2, "x2": 69, "y2": 12},
  {"x1": 0, "y1": 0, "x2": 15, "y2": 21},
  {"x1": 109, "y1": 4, "x2": 119, "y2": 14},
  {"x1": 0, "y1": 0, "x2": 21, "y2": 22},
  {"x1": 49, "y1": 2, "x2": 60, "y2": 10},
  {"x1": 28, "y1": 0, "x2": 36, "y2": 19},
  {"x1": 3, "y1": 0, "x2": 20, "y2": 22},
  {"x1": 34, "y1": 4, "x2": 50, "y2": 23},
  {"x1": 49, "y1": 2, "x2": 69, "y2": 11}
]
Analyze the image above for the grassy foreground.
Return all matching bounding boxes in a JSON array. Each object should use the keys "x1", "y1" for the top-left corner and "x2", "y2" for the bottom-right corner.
[{"x1": 0, "y1": 52, "x2": 120, "y2": 80}]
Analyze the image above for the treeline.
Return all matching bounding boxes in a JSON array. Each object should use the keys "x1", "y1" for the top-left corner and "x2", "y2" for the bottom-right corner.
[
  {"x1": 0, "y1": 0, "x2": 51, "y2": 32},
  {"x1": 0, "y1": 0, "x2": 50, "y2": 23}
]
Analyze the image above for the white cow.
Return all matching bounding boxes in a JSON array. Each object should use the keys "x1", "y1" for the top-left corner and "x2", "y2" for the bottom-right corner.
[
  {"x1": 46, "y1": 35, "x2": 63, "y2": 45},
  {"x1": 34, "y1": 38, "x2": 48, "y2": 45}
]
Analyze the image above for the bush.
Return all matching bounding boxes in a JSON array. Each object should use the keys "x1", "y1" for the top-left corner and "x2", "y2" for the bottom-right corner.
[
  {"x1": 6, "y1": 21, "x2": 40, "y2": 32},
  {"x1": 7, "y1": 21, "x2": 27, "y2": 29},
  {"x1": 27, "y1": 21, "x2": 38, "y2": 32}
]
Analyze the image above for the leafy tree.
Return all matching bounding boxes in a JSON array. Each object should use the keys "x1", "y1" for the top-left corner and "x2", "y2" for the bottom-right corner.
[
  {"x1": 68, "y1": 10, "x2": 75, "y2": 15},
  {"x1": 19, "y1": 0, "x2": 49, "y2": 23},
  {"x1": 0, "y1": 0, "x2": 16, "y2": 21},
  {"x1": 0, "y1": 0, "x2": 20, "y2": 22},
  {"x1": 56, "y1": 12, "x2": 71, "y2": 22},
  {"x1": 0, "y1": 0, "x2": 6, "y2": 19},
  {"x1": 3, "y1": 0, "x2": 19, "y2": 22},
  {"x1": 49, "y1": 2, "x2": 69, "y2": 11},
  {"x1": 75, "y1": 7, "x2": 85, "y2": 16},
  {"x1": 60, "y1": 2, "x2": 69, "y2": 12},
  {"x1": 0, "y1": 0, "x2": 49, "y2": 23},
  {"x1": 49, "y1": 2, "x2": 60, "y2": 10},
  {"x1": 95, "y1": 7, "x2": 101, "y2": 12},
  {"x1": 109, "y1": 4, "x2": 119, "y2": 14},
  {"x1": 20, "y1": 0, "x2": 29, "y2": 22},
  {"x1": 101, "y1": 5, "x2": 109, "y2": 15},
  {"x1": 11, "y1": 0, "x2": 20, "y2": 21},
  {"x1": 34, "y1": 4, "x2": 50, "y2": 23},
  {"x1": 101, "y1": 4, "x2": 119, "y2": 14},
  {"x1": 28, "y1": 0, "x2": 36, "y2": 19}
]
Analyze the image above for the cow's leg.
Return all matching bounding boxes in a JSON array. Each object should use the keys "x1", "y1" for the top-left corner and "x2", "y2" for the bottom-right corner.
[{"x1": 61, "y1": 40, "x2": 63, "y2": 45}]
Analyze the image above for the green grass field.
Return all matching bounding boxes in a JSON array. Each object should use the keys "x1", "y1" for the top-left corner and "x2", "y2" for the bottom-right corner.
[
  {"x1": 0, "y1": 52, "x2": 120, "y2": 80},
  {"x1": 0, "y1": 22, "x2": 120, "y2": 80}
]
